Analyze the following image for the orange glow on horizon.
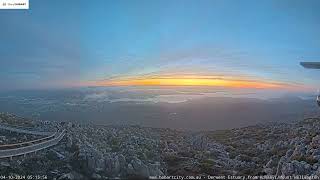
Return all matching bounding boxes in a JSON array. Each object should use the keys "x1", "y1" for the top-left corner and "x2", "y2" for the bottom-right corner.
[{"x1": 87, "y1": 75, "x2": 295, "y2": 89}]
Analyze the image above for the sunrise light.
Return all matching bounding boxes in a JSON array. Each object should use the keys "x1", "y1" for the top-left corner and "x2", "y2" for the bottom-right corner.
[{"x1": 91, "y1": 75, "x2": 292, "y2": 89}]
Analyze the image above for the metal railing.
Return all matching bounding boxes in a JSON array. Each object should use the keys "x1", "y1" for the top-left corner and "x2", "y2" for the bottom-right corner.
[
  {"x1": 0, "y1": 132, "x2": 58, "y2": 149},
  {"x1": 0, "y1": 130, "x2": 65, "y2": 158},
  {"x1": 0, "y1": 124, "x2": 55, "y2": 136}
]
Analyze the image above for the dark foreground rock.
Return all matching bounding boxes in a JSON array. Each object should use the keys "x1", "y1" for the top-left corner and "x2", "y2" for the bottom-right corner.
[{"x1": 1, "y1": 113, "x2": 320, "y2": 179}]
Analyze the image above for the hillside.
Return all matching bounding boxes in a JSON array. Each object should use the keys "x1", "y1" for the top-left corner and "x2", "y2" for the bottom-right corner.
[{"x1": 0, "y1": 113, "x2": 320, "y2": 179}]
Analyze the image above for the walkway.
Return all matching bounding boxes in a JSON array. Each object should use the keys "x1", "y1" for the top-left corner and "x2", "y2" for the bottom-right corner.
[
  {"x1": 0, "y1": 124, "x2": 55, "y2": 136},
  {"x1": 0, "y1": 130, "x2": 65, "y2": 158}
]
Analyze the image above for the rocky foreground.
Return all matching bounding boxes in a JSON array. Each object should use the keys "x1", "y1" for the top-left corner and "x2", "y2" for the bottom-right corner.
[{"x1": 1, "y1": 113, "x2": 320, "y2": 179}]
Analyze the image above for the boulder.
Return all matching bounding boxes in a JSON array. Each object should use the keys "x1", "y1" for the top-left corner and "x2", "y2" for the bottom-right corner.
[
  {"x1": 280, "y1": 160, "x2": 312, "y2": 175},
  {"x1": 191, "y1": 134, "x2": 208, "y2": 151},
  {"x1": 91, "y1": 173, "x2": 102, "y2": 179},
  {"x1": 148, "y1": 162, "x2": 164, "y2": 176},
  {"x1": 262, "y1": 168, "x2": 273, "y2": 175},
  {"x1": 58, "y1": 171, "x2": 84, "y2": 180},
  {"x1": 129, "y1": 157, "x2": 150, "y2": 177},
  {"x1": 118, "y1": 154, "x2": 126, "y2": 170}
]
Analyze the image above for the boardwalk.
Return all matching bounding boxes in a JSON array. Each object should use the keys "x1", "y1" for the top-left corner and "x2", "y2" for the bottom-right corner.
[
  {"x1": 0, "y1": 124, "x2": 55, "y2": 136},
  {"x1": 0, "y1": 124, "x2": 65, "y2": 158},
  {"x1": 0, "y1": 130, "x2": 65, "y2": 158},
  {"x1": 0, "y1": 131, "x2": 57, "y2": 148}
]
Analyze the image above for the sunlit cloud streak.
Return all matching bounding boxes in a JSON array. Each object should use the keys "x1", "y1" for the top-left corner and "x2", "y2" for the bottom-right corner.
[{"x1": 86, "y1": 74, "x2": 305, "y2": 90}]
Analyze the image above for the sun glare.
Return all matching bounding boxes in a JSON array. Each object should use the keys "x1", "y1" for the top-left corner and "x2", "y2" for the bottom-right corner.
[{"x1": 91, "y1": 75, "x2": 291, "y2": 89}]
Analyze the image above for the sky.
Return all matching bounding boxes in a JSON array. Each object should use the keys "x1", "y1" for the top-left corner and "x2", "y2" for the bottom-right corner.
[{"x1": 0, "y1": 0, "x2": 320, "y2": 92}]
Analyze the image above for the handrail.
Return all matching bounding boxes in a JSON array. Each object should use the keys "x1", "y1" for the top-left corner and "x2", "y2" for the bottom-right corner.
[
  {"x1": 0, "y1": 124, "x2": 54, "y2": 136},
  {"x1": 1, "y1": 123, "x2": 35, "y2": 130},
  {"x1": 0, "y1": 130, "x2": 65, "y2": 158},
  {"x1": 0, "y1": 131, "x2": 57, "y2": 148}
]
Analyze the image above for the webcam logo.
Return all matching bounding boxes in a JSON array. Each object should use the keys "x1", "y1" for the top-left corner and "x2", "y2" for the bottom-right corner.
[{"x1": 0, "y1": 0, "x2": 29, "y2": 9}]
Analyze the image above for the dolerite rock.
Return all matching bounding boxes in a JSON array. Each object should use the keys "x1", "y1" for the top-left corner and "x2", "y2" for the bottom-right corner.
[
  {"x1": 191, "y1": 134, "x2": 208, "y2": 151},
  {"x1": 86, "y1": 150, "x2": 105, "y2": 172},
  {"x1": 263, "y1": 156, "x2": 278, "y2": 175},
  {"x1": 129, "y1": 157, "x2": 150, "y2": 177},
  {"x1": 314, "y1": 156, "x2": 320, "y2": 162},
  {"x1": 104, "y1": 154, "x2": 113, "y2": 174},
  {"x1": 127, "y1": 163, "x2": 135, "y2": 175},
  {"x1": 91, "y1": 173, "x2": 102, "y2": 179},
  {"x1": 66, "y1": 136, "x2": 73, "y2": 149},
  {"x1": 117, "y1": 154, "x2": 126, "y2": 170},
  {"x1": 148, "y1": 162, "x2": 164, "y2": 176},
  {"x1": 208, "y1": 142, "x2": 229, "y2": 159},
  {"x1": 276, "y1": 149, "x2": 298, "y2": 175},
  {"x1": 266, "y1": 156, "x2": 278, "y2": 168},
  {"x1": 310, "y1": 149, "x2": 320, "y2": 162},
  {"x1": 95, "y1": 158, "x2": 106, "y2": 172},
  {"x1": 292, "y1": 144, "x2": 307, "y2": 157},
  {"x1": 48, "y1": 150, "x2": 65, "y2": 160},
  {"x1": 280, "y1": 160, "x2": 312, "y2": 175},
  {"x1": 113, "y1": 155, "x2": 121, "y2": 175},
  {"x1": 286, "y1": 149, "x2": 294, "y2": 158},
  {"x1": 0, "y1": 160, "x2": 10, "y2": 166},
  {"x1": 168, "y1": 143, "x2": 179, "y2": 152},
  {"x1": 313, "y1": 163, "x2": 320, "y2": 172},
  {"x1": 163, "y1": 140, "x2": 169, "y2": 150},
  {"x1": 276, "y1": 155, "x2": 289, "y2": 175},
  {"x1": 311, "y1": 135, "x2": 320, "y2": 148},
  {"x1": 125, "y1": 146, "x2": 136, "y2": 158},
  {"x1": 262, "y1": 168, "x2": 273, "y2": 175},
  {"x1": 103, "y1": 154, "x2": 121, "y2": 176},
  {"x1": 314, "y1": 166, "x2": 320, "y2": 176},
  {"x1": 58, "y1": 171, "x2": 84, "y2": 180},
  {"x1": 58, "y1": 173, "x2": 74, "y2": 180},
  {"x1": 312, "y1": 149, "x2": 320, "y2": 156}
]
